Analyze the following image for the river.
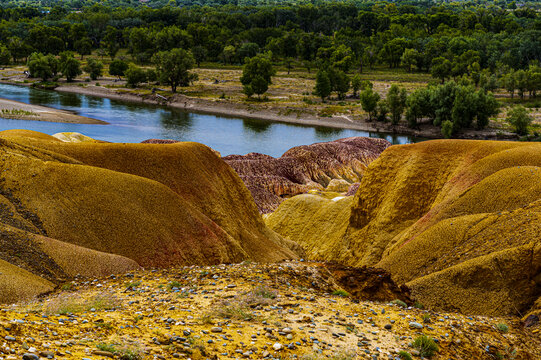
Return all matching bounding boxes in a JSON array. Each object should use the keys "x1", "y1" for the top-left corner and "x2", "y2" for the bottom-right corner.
[{"x1": 0, "y1": 83, "x2": 417, "y2": 156}]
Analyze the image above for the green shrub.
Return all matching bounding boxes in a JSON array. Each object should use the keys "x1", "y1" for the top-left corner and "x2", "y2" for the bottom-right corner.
[
  {"x1": 496, "y1": 323, "x2": 509, "y2": 333},
  {"x1": 412, "y1": 335, "x2": 438, "y2": 358},
  {"x1": 332, "y1": 289, "x2": 350, "y2": 297},
  {"x1": 398, "y1": 351, "x2": 413, "y2": 360}
]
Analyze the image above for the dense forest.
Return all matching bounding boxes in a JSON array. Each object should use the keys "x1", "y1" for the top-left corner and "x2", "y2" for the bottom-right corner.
[{"x1": 0, "y1": 0, "x2": 539, "y2": 137}]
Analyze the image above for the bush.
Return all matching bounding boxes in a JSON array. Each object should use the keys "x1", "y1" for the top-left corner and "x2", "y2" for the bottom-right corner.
[
  {"x1": 332, "y1": 289, "x2": 350, "y2": 297},
  {"x1": 506, "y1": 106, "x2": 532, "y2": 135},
  {"x1": 496, "y1": 323, "x2": 509, "y2": 333},
  {"x1": 441, "y1": 120, "x2": 454, "y2": 138},
  {"x1": 398, "y1": 351, "x2": 413, "y2": 360},
  {"x1": 125, "y1": 64, "x2": 147, "y2": 87},
  {"x1": 412, "y1": 335, "x2": 438, "y2": 358},
  {"x1": 83, "y1": 58, "x2": 103, "y2": 80}
]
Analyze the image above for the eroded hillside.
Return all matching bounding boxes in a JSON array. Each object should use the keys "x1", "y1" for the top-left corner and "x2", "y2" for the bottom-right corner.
[
  {"x1": 223, "y1": 137, "x2": 390, "y2": 213},
  {"x1": 266, "y1": 140, "x2": 541, "y2": 318},
  {"x1": 0, "y1": 130, "x2": 299, "y2": 304}
]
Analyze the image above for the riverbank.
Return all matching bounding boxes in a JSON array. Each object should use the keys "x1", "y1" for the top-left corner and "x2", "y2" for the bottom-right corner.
[
  {"x1": 0, "y1": 71, "x2": 516, "y2": 139},
  {"x1": 55, "y1": 83, "x2": 516, "y2": 140},
  {"x1": 0, "y1": 97, "x2": 108, "y2": 124}
]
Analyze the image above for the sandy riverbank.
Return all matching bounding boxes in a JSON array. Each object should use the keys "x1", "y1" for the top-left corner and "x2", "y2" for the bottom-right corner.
[
  {"x1": 55, "y1": 84, "x2": 514, "y2": 140},
  {"x1": 0, "y1": 77, "x2": 516, "y2": 139},
  {"x1": 0, "y1": 97, "x2": 107, "y2": 124}
]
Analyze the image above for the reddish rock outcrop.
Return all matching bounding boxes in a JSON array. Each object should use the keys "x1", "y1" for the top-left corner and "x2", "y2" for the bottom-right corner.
[{"x1": 223, "y1": 137, "x2": 390, "y2": 213}]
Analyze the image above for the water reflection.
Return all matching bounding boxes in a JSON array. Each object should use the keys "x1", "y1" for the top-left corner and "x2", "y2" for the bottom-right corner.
[
  {"x1": 0, "y1": 83, "x2": 419, "y2": 157},
  {"x1": 243, "y1": 118, "x2": 271, "y2": 133},
  {"x1": 59, "y1": 92, "x2": 82, "y2": 108},
  {"x1": 160, "y1": 110, "x2": 193, "y2": 132},
  {"x1": 314, "y1": 126, "x2": 344, "y2": 140}
]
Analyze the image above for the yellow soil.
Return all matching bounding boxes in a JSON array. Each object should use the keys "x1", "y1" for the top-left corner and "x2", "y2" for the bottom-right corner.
[{"x1": 266, "y1": 140, "x2": 541, "y2": 316}]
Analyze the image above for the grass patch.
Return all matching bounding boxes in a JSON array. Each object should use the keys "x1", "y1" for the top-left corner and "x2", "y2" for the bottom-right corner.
[
  {"x1": 301, "y1": 350, "x2": 356, "y2": 359},
  {"x1": 205, "y1": 286, "x2": 278, "y2": 321},
  {"x1": 45, "y1": 292, "x2": 120, "y2": 315},
  {"x1": 391, "y1": 299, "x2": 407, "y2": 308},
  {"x1": 412, "y1": 335, "x2": 438, "y2": 358},
  {"x1": 332, "y1": 289, "x2": 350, "y2": 297},
  {"x1": 0, "y1": 109, "x2": 37, "y2": 117},
  {"x1": 398, "y1": 351, "x2": 413, "y2": 360}
]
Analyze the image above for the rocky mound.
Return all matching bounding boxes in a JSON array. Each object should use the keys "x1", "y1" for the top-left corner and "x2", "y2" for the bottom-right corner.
[
  {"x1": 266, "y1": 140, "x2": 541, "y2": 317},
  {"x1": 0, "y1": 130, "x2": 299, "y2": 303},
  {"x1": 223, "y1": 137, "x2": 390, "y2": 213}
]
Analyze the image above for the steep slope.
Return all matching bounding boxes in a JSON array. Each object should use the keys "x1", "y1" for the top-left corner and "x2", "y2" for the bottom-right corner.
[
  {"x1": 0, "y1": 130, "x2": 298, "y2": 303},
  {"x1": 267, "y1": 140, "x2": 541, "y2": 316},
  {"x1": 224, "y1": 137, "x2": 390, "y2": 213}
]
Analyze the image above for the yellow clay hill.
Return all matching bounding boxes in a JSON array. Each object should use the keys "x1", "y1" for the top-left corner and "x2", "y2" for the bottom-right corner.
[
  {"x1": 266, "y1": 140, "x2": 541, "y2": 317},
  {"x1": 0, "y1": 130, "x2": 298, "y2": 303}
]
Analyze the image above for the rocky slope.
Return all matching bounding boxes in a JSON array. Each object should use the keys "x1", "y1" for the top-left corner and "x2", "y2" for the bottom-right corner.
[
  {"x1": 223, "y1": 137, "x2": 390, "y2": 213},
  {"x1": 0, "y1": 130, "x2": 298, "y2": 304},
  {"x1": 2, "y1": 262, "x2": 540, "y2": 360},
  {"x1": 266, "y1": 140, "x2": 541, "y2": 318}
]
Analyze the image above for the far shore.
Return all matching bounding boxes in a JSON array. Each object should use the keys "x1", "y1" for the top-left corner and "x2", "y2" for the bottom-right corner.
[
  {"x1": 54, "y1": 84, "x2": 514, "y2": 140},
  {"x1": 0, "y1": 79, "x2": 517, "y2": 140},
  {"x1": 0, "y1": 96, "x2": 107, "y2": 124}
]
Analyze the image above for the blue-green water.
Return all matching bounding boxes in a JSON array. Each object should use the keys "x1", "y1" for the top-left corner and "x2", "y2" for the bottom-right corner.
[{"x1": 0, "y1": 83, "x2": 416, "y2": 156}]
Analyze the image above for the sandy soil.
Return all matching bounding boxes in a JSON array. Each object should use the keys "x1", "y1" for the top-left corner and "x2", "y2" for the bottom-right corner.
[{"x1": 0, "y1": 97, "x2": 107, "y2": 124}]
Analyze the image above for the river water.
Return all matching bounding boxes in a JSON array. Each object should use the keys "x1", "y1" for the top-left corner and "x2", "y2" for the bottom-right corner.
[{"x1": 0, "y1": 83, "x2": 417, "y2": 156}]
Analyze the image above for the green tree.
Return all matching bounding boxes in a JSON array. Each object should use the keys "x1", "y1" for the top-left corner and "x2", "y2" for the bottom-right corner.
[
  {"x1": 351, "y1": 74, "x2": 362, "y2": 97},
  {"x1": 0, "y1": 46, "x2": 11, "y2": 66},
  {"x1": 125, "y1": 64, "x2": 147, "y2": 87},
  {"x1": 240, "y1": 54, "x2": 275, "y2": 98},
  {"x1": 74, "y1": 38, "x2": 92, "y2": 59},
  {"x1": 60, "y1": 52, "x2": 82, "y2": 82},
  {"x1": 83, "y1": 58, "x2": 103, "y2": 80},
  {"x1": 329, "y1": 68, "x2": 350, "y2": 100},
  {"x1": 360, "y1": 87, "x2": 380, "y2": 121},
  {"x1": 431, "y1": 57, "x2": 452, "y2": 83},
  {"x1": 401, "y1": 48, "x2": 419, "y2": 72},
  {"x1": 451, "y1": 85, "x2": 477, "y2": 130},
  {"x1": 376, "y1": 99, "x2": 389, "y2": 122},
  {"x1": 109, "y1": 59, "x2": 129, "y2": 80},
  {"x1": 474, "y1": 90, "x2": 499, "y2": 130},
  {"x1": 314, "y1": 70, "x2": 331, "y2": 101},
  {"x1": 380, "y1": 38, "x2": 407, "y2": 68},
  {"x1": 27, "y1": 53, "x2": 53, "y2": 81},
  {"x1": 387, "y1": 85, "x2": 408, "y2": 125},
  {"x1": 192, "y1": 46, "x2": 207, "y2": 68},
  {"x1": 406, "y1": 88, "x2": 433, "y2": 128},
  {"x1": 503, "y1": 72, "x2": 516, "y2": 99},
  {"x1": 153, "y1": 48, "x2": 197, "y2": 93},
  {"x1": 506, "y1": 106, "x2": 532, "y2": 135}
]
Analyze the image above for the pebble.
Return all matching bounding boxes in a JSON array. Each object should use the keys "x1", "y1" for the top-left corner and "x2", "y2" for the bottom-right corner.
[
  {"x1": 211, "y1": 327, "x2": 223, "y2": 333},
  {"x1": 22, "y1": 355, "x2": 39, "y2": 360},
  {"x1": 409, "y1": 322, "x2": 424, "y2": 329},
  {"x1": 273, "y1": 342, "x2": 283, "y2": 351}
]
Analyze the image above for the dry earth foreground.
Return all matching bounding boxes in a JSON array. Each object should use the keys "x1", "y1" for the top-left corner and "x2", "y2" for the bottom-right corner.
[
  {"x1": 266, "y1": 140, "x2": 541, "y2": 323},
  {"x1": 1, "y1": 262, "x2": 540, "y2": 360},
  {"x1": 0, "y1": 131, "x2": 540, "y2": 359},
  {"x1": 223, "y1": 138, "x2": 390, "y2": 214},
  {"x1": 0, "y1": 129, "x2": 300, "y2": 305}
]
